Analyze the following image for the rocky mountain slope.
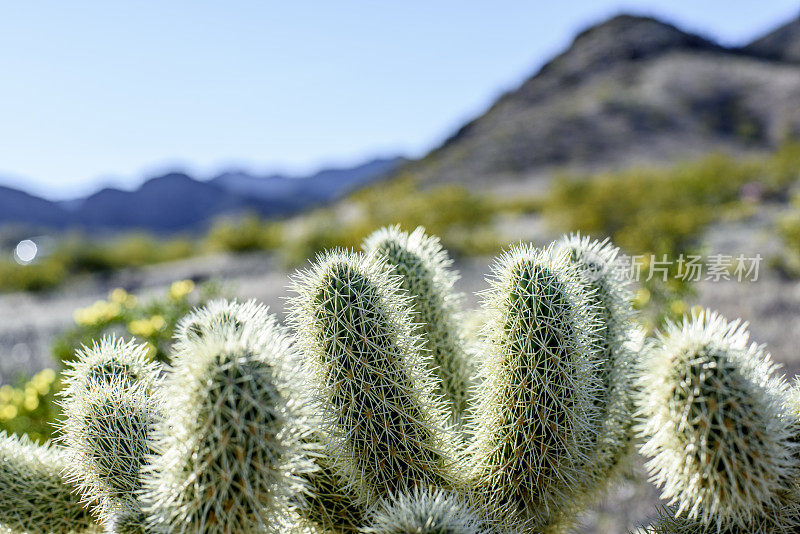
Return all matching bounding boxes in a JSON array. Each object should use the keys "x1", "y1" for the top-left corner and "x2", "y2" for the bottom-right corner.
[
  {"x1": 745, "y1": 14, "x2": 800, "y2": 62},
  {"x1": 407, "y1": 14, "x2": 800, "y2": 188}
]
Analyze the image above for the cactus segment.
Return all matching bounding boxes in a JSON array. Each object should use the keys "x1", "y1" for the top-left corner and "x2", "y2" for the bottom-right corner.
[
  {"x1": 0, "y1": 431, "x2": 96, "y2": 534},
  {"x1": 289, "y1": 250, "x2": 454, "y2": 508},
  {"x1": 363, "y1": 225, "x2": 474, "y2": 425},
  {"x1": 467, "y1": 243, "x2": 603, "y2": 527},
  {"x1": 636, "y1": 310, "x2": 798, "y2": 530},
  {"x1": 142, "y1": 302, "x2": 315, "y2": 533}
]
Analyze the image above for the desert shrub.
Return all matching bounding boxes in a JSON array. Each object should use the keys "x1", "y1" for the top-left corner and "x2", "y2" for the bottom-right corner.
[
  {"x1": 772, "y1": 192, "x2": 800, "y2": 278},
  {"x1": 280, "y1": 177, "x2": 505, "y2": 266},
  {"x1": 0, "y1": 369, "x2": 60, "y2": 444},
  {"x1": 544, "y1": 144, "x2": 800, "y2": 325},
  {"x1": 52, "y1": 280, "x2": 221, "y2": 365},
  {"x1": 203, "y1": 214, "x2": 283, "y2": 253}
]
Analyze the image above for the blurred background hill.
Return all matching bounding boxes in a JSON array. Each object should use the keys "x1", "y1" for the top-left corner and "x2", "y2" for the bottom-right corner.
[{"x1": 413, "y1": 14, "x2": 800, "y2": 188}]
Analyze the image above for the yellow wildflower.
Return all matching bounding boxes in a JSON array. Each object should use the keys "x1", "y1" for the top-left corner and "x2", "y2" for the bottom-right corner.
[
  {"x1": 669, "y1": 300, "x2": 688, "y2": 316},
  {"x1": 150, "y1": 315, "x2": 166, "y2": 331},
  {"x1": 31, "y1": 368, "x2": 56, "y2": 395},
  {"x1": 128, "y1": 318, "x2": 155, "y2": 337},
  {"x1": 74, "y1": 300, "x2": 121, "y2": 326},
  {"x1": 0, "y1": 385, "x2": 14, "y2": 403},
  {"x1": 23, "y1": 392, "x2": 39, "y2": 412},
  {"x1": 109, "y1": 288, "x2": 137, "y2": 307},
  {"x1": 634, "y1": 287, "x2": 651, "y2": 307},
  {"x1": 169, "y1": 279, "x2": 195, "y2": 300},
  {"x1": 0, "y1": 405, "x2": 18, "y2": 420}
]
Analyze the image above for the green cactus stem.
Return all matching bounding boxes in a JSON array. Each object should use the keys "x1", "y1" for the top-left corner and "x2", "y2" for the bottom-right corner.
[
  {"x1": 289, "y1": 250, "x2": 455, "y2": 509},
  {"x1": 363, "y1": 225, "x2": 474, "y2": 425}
]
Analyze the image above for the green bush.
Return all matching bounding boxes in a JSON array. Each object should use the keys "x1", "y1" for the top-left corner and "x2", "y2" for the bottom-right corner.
[
  {"x1": 543, "y1": 143, "x2": 800, "y2": 326},
  {"x1": 203, "y1": 214, "x2": 282, "y2": 253},
  {"x1": 279, "y1": 177, "x2": 505, "y2": 266},
  {"x1": 52, "y1": 280, "x2": 221, "y2": 365},
  {"x1": 0, "y1": 369, "x2": 60, "y2": 444}
]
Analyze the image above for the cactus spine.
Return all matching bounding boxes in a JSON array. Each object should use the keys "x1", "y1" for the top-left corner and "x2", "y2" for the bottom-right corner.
[
  {"x1": 363, "y1": 226, "x2": 474, "y2": 425},
  {"x1": 60, "y1": 337, "x2": 162, "y2": 398},
  {"x1": 141, "y1": 301, "x2": 315, "y2": 533},
  {"x1": 555, "y1": 234, "x2": 637, "y2": 490},
  {"x1": 58, "y1": 337, "x2": 163, "y2": 527},
  {"x1": 364, "y1": 487, "x2": 494, "y2": 534},
  {"x1": 175, "y1": 298, "x2": 272, "y2": 343},
  {"x1": 297, "y1": 453, "x2": 365, "y2": 533},
  {"x1": 0, "y1": 431, "x2": 96, "y2": 534},
  {"x1": 636, "y1": 309, "x2": 799, "y2": 531},
  {"x1": 467, "y1": 244, "x2": 602, "y2": 529},
  {"x1": 289, "y1": 250, "x2": 454, "y2": 509}
]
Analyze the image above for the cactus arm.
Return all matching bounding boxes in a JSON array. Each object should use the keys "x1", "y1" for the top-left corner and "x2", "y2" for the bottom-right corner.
[
  {"x1": 467, "y1": 244, "x2": 603, "y2": 529},
  {"x1": 363, "y1": 226, "x2": 474, "y2": 426},
  {"x1": 141, "y1": 301, "x2": 315, "y2": 534},
  {"x1": 289, "y1": 250, "x2": 456, "y2": 509},
  {"x1": 0, "y1": 431, "x2": 96, "y2": 534}
]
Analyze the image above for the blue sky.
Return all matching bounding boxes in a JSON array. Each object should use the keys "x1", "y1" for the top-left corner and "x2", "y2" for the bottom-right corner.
[{"x1": 1, "y1": 1, "x2": 798, "y2": 199}]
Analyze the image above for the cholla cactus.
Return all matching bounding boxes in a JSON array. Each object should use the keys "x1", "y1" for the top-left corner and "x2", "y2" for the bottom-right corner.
[
  {"x1": 12, "y1": 228, "x2": 800, "y2": 534},
  {"x1": 58, "y1": 337, "x2": 163, "y2": 527},
  {"x1": 142, "y1": 302, "x2": 315, "y2": 533},
  {"x1": 60, "y1": 337, "x2": 162, "y2": 398},
  {"x1": 289, "y1": 250, "x2": 455, "y2": 509},
  {"x1": 0, "y1": 431, "x2": 95, "y2": 533},
  {"x1": 363, "y1": 226, "x2": 473, "y2": 425},
  {"x1": 298, "y1": 452, "x2": 365, "y2": 533},
  {"x1": 363, "y1": 487, "x2": 494, "y2": 534},
  {"x1": 636, "y1": 309, "x2": 799, "y2": 530},
  {"x1": 467, "y1": 244, "x2": 602, "y2": 529},
  {"x1": 59, "y1": 378, "x2": 162, "y2": 525},
  {"x1": 555, "y1": 234, "x2": 636, "y2": 491}
]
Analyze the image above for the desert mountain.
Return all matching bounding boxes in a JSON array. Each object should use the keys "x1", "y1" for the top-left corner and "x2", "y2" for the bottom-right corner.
[
  {"x1": 407, "y1": 15, "x2": 800, "y2": 187},
  {"x1": 745, "y1": 14, "x2": 800, "y2": 62}
]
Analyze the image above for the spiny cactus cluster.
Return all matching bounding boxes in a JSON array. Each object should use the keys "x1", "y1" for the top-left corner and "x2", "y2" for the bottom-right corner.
[
  {"x1": 2, "y1": 225, "x2": 799, "y2": 534},
  {"x1": 636, "y1": 310, "x2": 800, "y2": 533}
]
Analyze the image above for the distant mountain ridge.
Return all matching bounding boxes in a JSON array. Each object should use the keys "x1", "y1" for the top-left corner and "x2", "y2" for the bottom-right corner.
[
  {"x1": 0, "y1": 157, "x2": 404, "y2": 232},
  {"x1": 409, "y1": 13, "x2": 800, "y2": 187}
]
